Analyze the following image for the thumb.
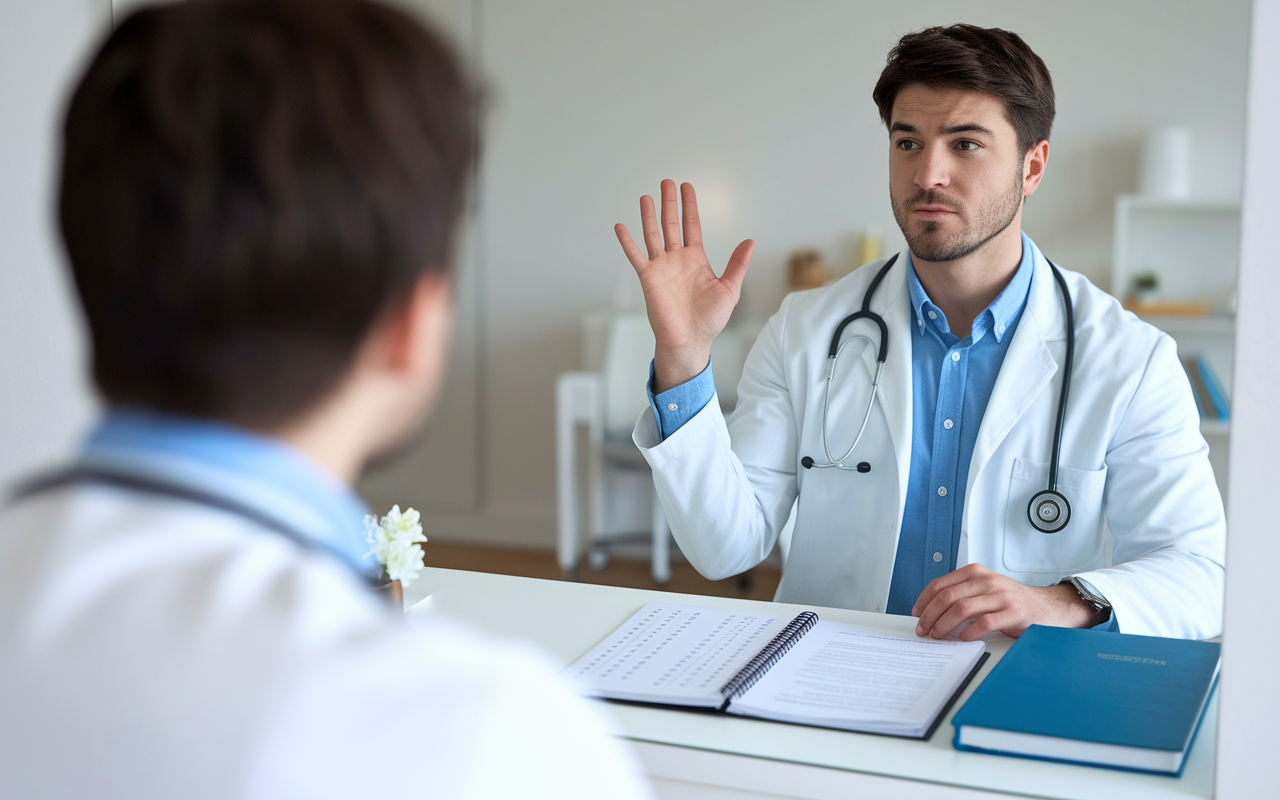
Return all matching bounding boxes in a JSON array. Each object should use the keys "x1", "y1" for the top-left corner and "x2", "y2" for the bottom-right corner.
[{"x1": 720, "y1": 239, "x2": 755, "y2": 296}]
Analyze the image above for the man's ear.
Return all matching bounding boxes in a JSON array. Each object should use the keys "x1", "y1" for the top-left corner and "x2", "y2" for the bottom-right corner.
[
  {"x1": 1023, "y1": 140, "x2": 1050, "y2": 198},
  {"x1": 372, "y1": 271, "x2": 453, "y2": 377}
]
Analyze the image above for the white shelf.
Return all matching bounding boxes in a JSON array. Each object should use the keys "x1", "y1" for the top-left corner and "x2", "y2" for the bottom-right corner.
[
  {"x1": 1200, "y1": 419, "x2": 1230, "y2": 436},
  {"x1": 1112, "y1": 194, "x2": 1241, "y2": 316},
  {"x1": 1138, "y1": 315, "x2": 1235, "y2": 335}
]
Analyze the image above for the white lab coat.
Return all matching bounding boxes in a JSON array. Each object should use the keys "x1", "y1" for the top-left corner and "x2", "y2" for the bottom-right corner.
[
  {"x1": 0, "y1": 483, "x2": 650, "y2": 800},
  {"x1": 635, "y1": 243, "x2": 1225, "y2": 640}
]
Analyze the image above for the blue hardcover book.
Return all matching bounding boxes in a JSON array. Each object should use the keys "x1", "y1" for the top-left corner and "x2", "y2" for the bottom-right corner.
[
  {"x1": 952, "y1": 625, "x2": 1220, "y2": 776},
  {"x1": 1195, "y1": 355, "x2": 1230, "y2": 421}
]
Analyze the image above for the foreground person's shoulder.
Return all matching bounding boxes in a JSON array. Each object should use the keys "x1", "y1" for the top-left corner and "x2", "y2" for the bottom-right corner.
[{"x1": 244, "y1": 613, "x2": 654, "y2": 800}]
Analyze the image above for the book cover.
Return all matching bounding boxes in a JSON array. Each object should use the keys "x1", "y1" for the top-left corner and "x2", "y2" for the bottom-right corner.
[{"x1": 952, "y1": 626, "x2": 1219, "y2": 774}]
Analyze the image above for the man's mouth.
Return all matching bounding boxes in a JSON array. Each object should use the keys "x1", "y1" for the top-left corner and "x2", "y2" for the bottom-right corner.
[{"x1": 911, "y1": 204, "x2": 958, "y2": 221}]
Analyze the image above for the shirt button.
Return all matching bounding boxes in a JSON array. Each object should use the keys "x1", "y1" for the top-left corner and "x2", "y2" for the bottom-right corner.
[
  {"x1": 928, "y1": 311, "x2": 938, "y2": 320},
  {"x1": 943, "y1": 419, "x2": 953, "y2": 429},
  {"x1": 667, "y1": 403, "x2": 678, "y2": 411},
  {"x1": 937, "y1": 486, "x2": 947, "y2": 497},
  {"x1": 933, "y1": 552, "x2": 944, "y2": 563},
  {"x1": 951, "y1": 352, "x2": 961, "y2": 362}
]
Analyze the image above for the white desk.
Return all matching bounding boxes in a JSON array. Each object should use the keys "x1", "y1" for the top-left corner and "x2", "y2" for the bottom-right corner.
[{"x1": 404, "y1": 568, "x2": 1216, "y2": 800}]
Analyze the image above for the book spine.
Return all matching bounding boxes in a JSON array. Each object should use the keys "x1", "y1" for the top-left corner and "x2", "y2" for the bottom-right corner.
[
  {"x1": 1195, "y1": 356, "x2": 1230, "y2": 421},
  {"x1": 719, "y1": 611, "x2": 819, "y2": 705},
  {"x1": 1182, "y1": 357, "x2": 1212, "y2": 419}
]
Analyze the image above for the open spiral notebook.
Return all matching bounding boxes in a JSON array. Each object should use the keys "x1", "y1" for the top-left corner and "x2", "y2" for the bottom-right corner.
[{"x1": 565, "y1": 602, "x2": 988, "y2": 739}]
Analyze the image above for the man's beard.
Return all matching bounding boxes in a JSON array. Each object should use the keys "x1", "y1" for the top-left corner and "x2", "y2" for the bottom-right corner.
[{"x1": 892, "y1": 170, "x2": 1024, "y2": 263}]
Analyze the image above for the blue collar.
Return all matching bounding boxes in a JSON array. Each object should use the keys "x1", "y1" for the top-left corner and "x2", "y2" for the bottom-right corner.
[
  {"x1": 906, "y1": 231, "x2": 1035, "y2": 344},
  {"x1": 78, "y1": 407, "x2": 376, "y2": 577}
]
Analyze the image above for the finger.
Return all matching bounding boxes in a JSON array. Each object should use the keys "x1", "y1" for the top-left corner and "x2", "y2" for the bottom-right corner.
[
  {"x1": 660, "y1": 179, "x2": 681, "y2": 250},
  {"x1": 915, "y1": 579, "x2": 982, "y2": 637},
  {"x1": 927, "y1": 594, "x2": 1002, "y2": 640},
  {"x1": 614, "y1": 224, "x2": 648, "y2": 272},
  {"x1": 959, "y1": 612, "x2": 1010, "y2": 642},
  {"x1": 912, "y1": 569, "x2": 969, "y2": 617},
  {"x1": 680, "y1": 182, "x2": 702, "y2": 247},
  {"x1": 639, "y1": 194, "x2": 662, "y2": 259},
  {"x1": 720, "y1": 239, "x2": 756, "y2": 296}
]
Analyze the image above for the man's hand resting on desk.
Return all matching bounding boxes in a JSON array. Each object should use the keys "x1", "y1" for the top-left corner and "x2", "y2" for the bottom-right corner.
[
  {"x1": 615, "y1": 179, "x2": 755, "y2": 393},
  {"x1": 912, "y1": 564, "x2": 1097, "y2": 640}
]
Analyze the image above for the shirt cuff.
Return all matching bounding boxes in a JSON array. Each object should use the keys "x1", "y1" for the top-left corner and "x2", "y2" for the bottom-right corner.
[
  {"x1": 1090, "y1": 609, "x2": 1119, "y2": 632},
  {"x1": 647, "y1": 359, "x2": 715, "y2": 442}
]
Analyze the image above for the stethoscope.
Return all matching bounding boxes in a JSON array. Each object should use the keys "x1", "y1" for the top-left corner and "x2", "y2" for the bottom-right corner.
[
  {"x1": 8, "y1": 465, "x2": 382, "y2": 582},
  {"x1": 800, "y1": 254, "x2": 1076, "y2": 535}
]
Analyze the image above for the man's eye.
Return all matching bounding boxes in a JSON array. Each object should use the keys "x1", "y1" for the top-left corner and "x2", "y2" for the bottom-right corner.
[
  {"x1": 896, "y1": 140, "x2": 918, "y2": 150},
  {"x1": 956, "y1": 140, "x2": 980, "y2": 151}
]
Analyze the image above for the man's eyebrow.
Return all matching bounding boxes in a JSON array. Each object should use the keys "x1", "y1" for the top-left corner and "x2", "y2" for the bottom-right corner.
[
  {"x1": 888, "y1": 122, "x2": 996, "y2": 136},
  {"x1": 940, "y1": 123, "x2": 994, "y2": 136}
]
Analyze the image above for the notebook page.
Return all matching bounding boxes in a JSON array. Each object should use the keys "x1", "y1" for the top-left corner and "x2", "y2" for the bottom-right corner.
[
  {"x1": 729, "y1": 620, "x2": 985, "y2": 736},
  {"x1": 565, "y1": 602, "x2": 792, "y2": 707}
]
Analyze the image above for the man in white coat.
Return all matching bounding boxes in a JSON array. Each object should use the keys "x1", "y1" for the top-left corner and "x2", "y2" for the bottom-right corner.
[
  {"x1": 615, "y1": 25, "x2": 1224, "y2": 641},
  {"x1": 0, "y1": 1, "x2": 649, "y2": 798}
]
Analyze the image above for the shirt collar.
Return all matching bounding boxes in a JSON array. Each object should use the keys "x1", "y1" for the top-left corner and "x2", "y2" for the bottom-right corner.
[
  {"x1": 906, "y1": 231, "x2": 1035, "y2": 344},
  {"x1": 79, "y1": 407, "x2": 376, "y2": 577}
]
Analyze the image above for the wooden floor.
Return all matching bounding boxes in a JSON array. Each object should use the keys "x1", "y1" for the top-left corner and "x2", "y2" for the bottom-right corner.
[{"x1": 423, "y1": 541, "x2": 782, "y2": 602}]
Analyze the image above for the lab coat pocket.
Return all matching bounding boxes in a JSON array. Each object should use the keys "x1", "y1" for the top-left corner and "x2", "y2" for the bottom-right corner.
[{"x1": 1002, "y1": 457, "x2": 1107, "y2": 573}]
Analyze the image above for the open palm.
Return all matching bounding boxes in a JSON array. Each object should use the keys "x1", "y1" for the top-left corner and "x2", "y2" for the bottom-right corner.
[{"x1": 614, "y1": 180, "x2": 755, "y2": 393}]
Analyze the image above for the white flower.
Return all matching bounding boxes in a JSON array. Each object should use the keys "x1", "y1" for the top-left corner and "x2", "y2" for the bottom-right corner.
[{"x1": 364, "y1": 505, "x2": 427, "y2": 588}]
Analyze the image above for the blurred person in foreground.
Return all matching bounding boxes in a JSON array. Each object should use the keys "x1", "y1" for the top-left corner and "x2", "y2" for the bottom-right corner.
[{"x1": 0, "y1": 1, "x2": 649, "y2": 797}]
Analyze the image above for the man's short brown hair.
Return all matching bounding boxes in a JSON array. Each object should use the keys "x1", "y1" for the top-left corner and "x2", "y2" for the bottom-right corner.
[
  {"x1": 58, "y1": 0, "x2": 478, "y2": 427},
  {"x1": 872, "y1": 24, "x2": 1055, "y2": 154}
]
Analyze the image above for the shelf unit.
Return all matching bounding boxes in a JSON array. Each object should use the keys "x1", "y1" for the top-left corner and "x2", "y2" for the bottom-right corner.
[{"x1": 1112, "y1": 195, "x2": 1240, "y2": 502}]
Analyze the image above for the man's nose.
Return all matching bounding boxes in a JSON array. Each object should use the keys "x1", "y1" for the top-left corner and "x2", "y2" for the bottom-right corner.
[{"x1": 914, "y1": 145, "x2": 950, "y2": 190}]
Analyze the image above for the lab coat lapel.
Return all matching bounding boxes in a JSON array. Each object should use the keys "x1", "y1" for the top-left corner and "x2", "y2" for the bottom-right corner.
[
  {"x1": 966, "y1": 249, "x2": 1067, "y2": 496},
  {"x1": 857, "y1": 255, "x2": 914, "y2": 531}
]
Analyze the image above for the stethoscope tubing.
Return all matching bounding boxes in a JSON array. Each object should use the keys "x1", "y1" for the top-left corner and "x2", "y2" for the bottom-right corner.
[
  {"x1": 805, "y1": 254, "x2": 898, "y2": 471},
  {"x1": 7, "y1": 465, "x2": 380, "y2": 585},
  {"x1": 807, "y1": 253, "x2": 1077, "y2": 535},
  {"x1": 1046, "y1": 261, "x2": 1074, "y2": 495}
]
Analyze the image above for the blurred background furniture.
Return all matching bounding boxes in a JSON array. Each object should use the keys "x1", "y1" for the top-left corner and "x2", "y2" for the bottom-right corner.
[{"x1": 557, "y1": 311, "x2": 758, "y2": 583}]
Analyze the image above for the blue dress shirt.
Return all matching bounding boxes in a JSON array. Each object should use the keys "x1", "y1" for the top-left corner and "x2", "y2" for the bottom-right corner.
[
  {"x1": 78, "y1": 407, "x2": 376, "y2": 577},
  {"x1": 885, "y1": 237, "x2": 1033, "y2": 615}
]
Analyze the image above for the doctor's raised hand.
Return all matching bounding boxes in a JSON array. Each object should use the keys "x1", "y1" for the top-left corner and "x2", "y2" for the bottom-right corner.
[{"x1": 615, "y1": 180, "x2": 756, "y2": 393}]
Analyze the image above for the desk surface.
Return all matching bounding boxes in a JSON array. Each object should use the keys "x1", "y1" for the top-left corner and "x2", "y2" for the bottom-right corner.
[{"x1": 404, "y1": 567, "x2": 1215, "y2": 800}]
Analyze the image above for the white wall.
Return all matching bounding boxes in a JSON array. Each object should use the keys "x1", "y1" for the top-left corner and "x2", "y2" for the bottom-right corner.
[
  {"x1": 0, "y1": 0, "x2": 109, "y2": 488},
  {"x1": 1217, "y1": 1, "x2": 1280, "y2": 796},
  {"x1": 368, "y1": 0, "x2": 1250, "y2": 547}
]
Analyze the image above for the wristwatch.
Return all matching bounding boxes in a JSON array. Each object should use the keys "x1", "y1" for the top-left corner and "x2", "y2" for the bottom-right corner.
[{"x1": 1060, "y1": 576, "x2": 1112, "y2": 626}]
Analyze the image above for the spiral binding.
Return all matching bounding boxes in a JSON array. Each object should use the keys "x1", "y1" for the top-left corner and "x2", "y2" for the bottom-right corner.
[{"x1": 719, "y1": 611, "x2": 819, "y2": 702}]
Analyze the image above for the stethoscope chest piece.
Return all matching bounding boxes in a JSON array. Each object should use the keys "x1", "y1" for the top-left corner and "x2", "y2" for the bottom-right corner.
[{"x1": 1028, "y1": 489, "x2": 1071, "y2": 534}]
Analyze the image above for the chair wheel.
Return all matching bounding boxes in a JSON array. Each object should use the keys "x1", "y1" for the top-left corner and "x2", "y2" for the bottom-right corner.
[{"x1": 587, "y1": 545, "x2": 610, "y2": 571}]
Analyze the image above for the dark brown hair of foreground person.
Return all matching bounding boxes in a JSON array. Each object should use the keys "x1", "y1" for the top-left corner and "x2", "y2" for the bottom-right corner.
[
  {"x1": 58, "y1": 0, "x2": 478, "y2": 428},
  {"x1": 873, "y1": 23, "x2": 1055, "y2": 154}
]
